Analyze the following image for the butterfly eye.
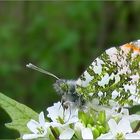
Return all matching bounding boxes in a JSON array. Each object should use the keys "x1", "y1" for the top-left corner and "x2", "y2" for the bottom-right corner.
[{"x1": 60, "y1": 83, "x2": 69, "y2": 92}]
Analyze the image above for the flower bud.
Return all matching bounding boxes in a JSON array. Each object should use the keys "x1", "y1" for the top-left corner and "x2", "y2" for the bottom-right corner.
[{"x1": 92, "y1": 127, "x2": 100, "y2": 138}]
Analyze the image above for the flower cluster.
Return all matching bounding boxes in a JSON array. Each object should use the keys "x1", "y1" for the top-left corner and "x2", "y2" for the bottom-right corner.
[{"x1": 22, "y1": 99, "x2": 140, "y2": 140}]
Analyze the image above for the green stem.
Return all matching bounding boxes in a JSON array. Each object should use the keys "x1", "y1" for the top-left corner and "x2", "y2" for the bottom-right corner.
[{"x1": 133, "y1": 121, "x2": 140, "y2": 133}]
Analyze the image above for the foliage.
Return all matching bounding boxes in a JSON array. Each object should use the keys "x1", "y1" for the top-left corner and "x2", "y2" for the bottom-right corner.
[
  {"x1": 0, "y1": 1, "x2": 140, "y2": 138},
  {"x1": 0, "y1": 92, "x2": 38, "y2": 138}
]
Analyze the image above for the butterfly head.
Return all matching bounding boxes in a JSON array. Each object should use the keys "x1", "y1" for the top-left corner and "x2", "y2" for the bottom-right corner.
[{"x1": 53, "y1": 79, "x2": 69, "y2": 95}]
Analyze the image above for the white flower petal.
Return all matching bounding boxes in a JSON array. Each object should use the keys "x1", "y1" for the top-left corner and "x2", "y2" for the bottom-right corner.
[
  {"x1": 121, "y1": 108, "x2": 129, "y2": 115},
  {"x1": 22, "y1": 134, "x2": 39, "y2": 139},
  {"x1": 124, "y1": 114, "x2": 140, "y2": 122},
  {"x1": 117, "y1": 118, "x2": 132, "y2": 134},
  {"x1": 74, "y1": 122, "x2": 84, "y2": 133},
  {"x1": 125, "y1": 133, "x2": 140, "y2": 139},
  {"x1": 82, "y1": 128, "x2": 93, "y2": 140},
  {"x1": 108, "y1": 119, "x2": 117, "y2": 135},
  {"x1": 64, "y1": 105, "x2": 78, "y2": 123},
  {"x1": 47, "y1": 102, "x2": 63, "y2": 122},
  {"x1": 50, "y1": 122, "x2": 62, "y2": 127},
  {"x1": 27, "y1": 120, "x2": 39, "y2": 134},
  {"x1": 45, "y1": 122, "x2": 51, "y2": 127},
  {"x1": 66, "y1": 116, "x2": 78, "y2": 124},
  {"x1": 23, "y1": 111, "x2": 50, "y2": 139},
  {"x1": 39, "y1": 112, "x2": 45, "y2": 126},
  {"x1": 97, "y1": 132, "x2": 114, "y2": 139},
  {"x1": 59, "y1": 128, "x2": 75, "y2": 140},
  {"x1": 47, "y1": 101, "x2": 78, "y2": 127}
]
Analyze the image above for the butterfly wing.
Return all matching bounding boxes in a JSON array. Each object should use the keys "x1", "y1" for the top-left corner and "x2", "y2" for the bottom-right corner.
[{"x1": 76, "y1": 40, "x2": 140, "y2": 106}]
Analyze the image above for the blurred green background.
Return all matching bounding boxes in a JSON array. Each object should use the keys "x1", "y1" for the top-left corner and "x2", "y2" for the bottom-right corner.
[{"x1": 0, "y1": 1, "x2": 140, "y2": 138}]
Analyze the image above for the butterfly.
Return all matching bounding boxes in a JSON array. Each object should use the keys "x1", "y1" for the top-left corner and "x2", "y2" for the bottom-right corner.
[{"x1": 26, "y1": 40, "x2": 140, "y2": 108}]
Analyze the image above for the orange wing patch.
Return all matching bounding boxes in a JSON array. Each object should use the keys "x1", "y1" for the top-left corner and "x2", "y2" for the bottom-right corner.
[{"x1": 123, "y1": 43, "x2": 140, "y2": 53}]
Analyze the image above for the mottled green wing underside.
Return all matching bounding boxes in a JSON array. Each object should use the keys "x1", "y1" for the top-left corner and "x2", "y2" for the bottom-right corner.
[{"x1": 76, "y1": 40, "x2": 140, "y2": 106}]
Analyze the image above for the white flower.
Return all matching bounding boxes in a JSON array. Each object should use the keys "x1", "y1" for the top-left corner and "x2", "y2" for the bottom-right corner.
[
  {"x1": 47, "y1": 102, "x2": 78, "y2": 139},
  {"x1": 86, "y1": 99, "x2": 119, "y2": 117},
  {"x1": 106, "y1": 106, "x2": 140, "y2": 123},
  {"x1": 47, "y1": 101, "x2": 78, "y2": 127},
  {"x1": 105, "y1": 106, "x2": 128, "y2": 120},
  {"x1": 97, "y1": 118, "x2": 140, "y2": 139},
  {"x1": 74, "y1": 122, "x2": 94, "y2": 140},
  {"x1": 22, "y1": 112, "x2": 50, "y2": 140},
  {"x1": 74, "y1": 122, "x2": 84, "y2": 138},
  {"x1": 59, "y1": 128, "x2": 75, "y2": 140},
  {"x1": 82, "y1": 128, "x2": 93, "y2": 140}
]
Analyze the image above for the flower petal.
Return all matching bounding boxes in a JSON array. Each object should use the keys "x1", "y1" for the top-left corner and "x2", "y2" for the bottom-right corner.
[
  {"x1": 74, "y1": 122, "x2": 84, "y2": 138},
  {"x1": 66, "y1": 116, "x2": 78, "y2": 124},
  {"x1": 82, "y1": 128, "x2": 93, "y2": 140},
  {"x1": 125, "y1": 114, "x2": 140, "y2": 122},
  {"x1": 39, "y1": 112, "x2": 45, "y2": 126},
  {"x1": 50, "y1": 122, "x2": 62, "y2": 127},
  {"x1": 97, "y1": 132, "x2": 114, "y2": 139},
  {"x1": 59, "y1": 128, "x2": 75, "y2": 140},
  {"x1": 125, "y1": 133, "x2": 140, "y2": 139},
  {"x1": 22, "y1": 134, "x2": 39, "y2": 139},
  {"x1": 47, "y1": 102, "x2": 63, "y2": 122},
  {"x1": 108, "y1": 119, "x2": 117, "y2": 135},
  {"x1": 27, "y1": 120, "x2": 39, "y2": 134},
  {"x1": 64, "y1": 104, "x2": 78, "y2": 124},
  {"x1": 117, "y1": 118, "x2": 132, "y2": 134},
  {"x1": 45, "y1": 122, "x2": 51, "y2": 128},
  {"x1": 47, "y1": 101, "x2": 78, "y2": 126},
  {"x1": 121, "y1": 108, "x2": 129, "y2": 115}
]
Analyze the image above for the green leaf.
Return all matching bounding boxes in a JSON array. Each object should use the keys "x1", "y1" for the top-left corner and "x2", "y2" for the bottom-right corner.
[{"x1": 0, "y1": 92, "x2": 38, "y2": 138}]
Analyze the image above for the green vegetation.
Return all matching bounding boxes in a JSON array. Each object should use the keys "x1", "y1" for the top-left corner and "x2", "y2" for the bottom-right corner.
[{"x1": 0, "y1": 1, "x2": 140, "y2": 138}]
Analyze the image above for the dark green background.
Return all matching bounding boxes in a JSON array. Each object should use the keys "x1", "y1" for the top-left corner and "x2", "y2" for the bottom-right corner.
[{"x1": 0, "y1": 1, "x2": 140, "y2": 138}]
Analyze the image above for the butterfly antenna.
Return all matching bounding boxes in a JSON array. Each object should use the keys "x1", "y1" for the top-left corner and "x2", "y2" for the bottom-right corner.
[{"x1": 26, "y1": 63, "x2": 60, "y2": 80}]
